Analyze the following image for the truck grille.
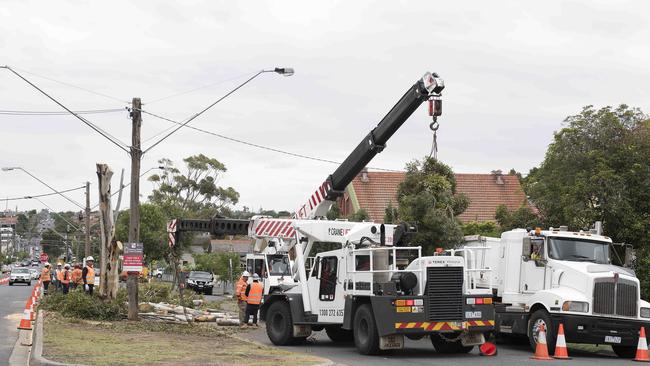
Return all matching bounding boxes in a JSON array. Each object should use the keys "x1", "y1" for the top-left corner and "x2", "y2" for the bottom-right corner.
[
  {"x1": 593, "y1": 279, "x2": 637, "y2": 317},
  {"x1": 426, "y1": 267, "x2": 463, "y2": 321}
]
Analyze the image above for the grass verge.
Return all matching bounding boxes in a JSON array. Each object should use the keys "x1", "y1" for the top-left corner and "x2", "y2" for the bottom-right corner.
[{"x1": 43, "y1": 312, "x2": 327, "y2": 366}]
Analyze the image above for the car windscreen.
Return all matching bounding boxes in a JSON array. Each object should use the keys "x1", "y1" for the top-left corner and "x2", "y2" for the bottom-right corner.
[
  {"x1": 189, "y1": 272, "x2": 212, "y2": 279},
  {"x1": 267, "y1": 254, "x2": 291, "y2": 276},
  {"x1": 548, "y1": 237, "x2": 609, "y2": 264},
  {"x1": 12, "y1": 268, "x2": 29, "y2": 273}
]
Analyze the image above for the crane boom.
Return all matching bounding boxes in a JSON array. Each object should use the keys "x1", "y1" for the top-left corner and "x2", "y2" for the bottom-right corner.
[{"x1": 295, "y1": 71, "x2": 444, "y2": 219}]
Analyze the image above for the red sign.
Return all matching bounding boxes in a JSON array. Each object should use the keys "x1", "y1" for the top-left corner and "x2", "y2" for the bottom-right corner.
[
  {"x1": 40, "y1": 253, "x2": 49, "y2": 263},
  {"x1": 123, "y1": 243, "x2": 143, "y2": 273}
]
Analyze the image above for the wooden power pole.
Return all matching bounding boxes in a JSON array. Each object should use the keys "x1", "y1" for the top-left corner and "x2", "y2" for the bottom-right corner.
[
  {"x1": 85, "y1": 181, "x2": 91, "y2": 257},
  {"x1": 127, "y1": 98, "x2": 142, "y2": 321}
]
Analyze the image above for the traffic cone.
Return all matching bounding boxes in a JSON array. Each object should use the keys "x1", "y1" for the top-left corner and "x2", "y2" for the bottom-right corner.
[
  {"x1": 530, "y1": 323, "x2": 553, "y2": 360},
  {"x1": 635, "y1": 327, "x2": 650, "y2": 362},
  {"x1": 553, "y1": 323, "x2": 570, "y2": 359},
  {"x1": 17, "y1": 309, "x2": 32, "y2": 330}
]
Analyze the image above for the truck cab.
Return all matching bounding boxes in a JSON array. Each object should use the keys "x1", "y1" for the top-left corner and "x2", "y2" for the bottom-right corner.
[{"x1": 465, "y1": 227, "x2": 650, "y2": 358}]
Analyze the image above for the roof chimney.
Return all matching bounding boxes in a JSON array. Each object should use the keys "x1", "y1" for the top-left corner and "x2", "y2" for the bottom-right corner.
[
  {"x1": 491, "y1": 170, "x2": 504, "y2": 185},
  {"x1": 360, "y1": 167, "x2": 369, "y2": 183}
]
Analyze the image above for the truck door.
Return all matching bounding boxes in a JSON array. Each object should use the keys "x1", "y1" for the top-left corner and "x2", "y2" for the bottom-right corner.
[
  {"x1": 308, "y1": 255, "x2": 345, "y2": 323},
  {"x1": 521, "y1": 239, "x2": 546, "y2": 293}
]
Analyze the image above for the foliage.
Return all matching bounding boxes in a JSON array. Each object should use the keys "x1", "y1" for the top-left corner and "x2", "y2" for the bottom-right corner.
[
  {"x1": 348, "y1": 208, "x2": 370, "y2": 222},
  {"x1": 115, "y1": 204, "x2": 167, "y2": 261},
  {"x1": 384, "y1": 202, "x2": 397, "y2": 224},
  {"x1": 148, "y1": 154, "x2": 239, "y2": 219},
  {"x1": 395, "y1": 157, "x2": 469, "y2": 253},
  {"x1": 138, "y1": 282, "x2": 203, "y2": 308},
  {"x1": 494, "y1": 204, "x2": 541, "y2": 231},
  {"x1": 326, "y1": 204, "x2": 341, "y2": 220},
  {"x1": 461, "y1": 221, "x2": 502, "y2": 237},
  {"x1": 40, "y1": 288, "x2": 126, "y2": 320},
  {"x1": 41, "y1": 229, "x2": 63, "y2": 260},
  {"x1": 193, "y1": 252, "x2": 241, "y2": 282}
]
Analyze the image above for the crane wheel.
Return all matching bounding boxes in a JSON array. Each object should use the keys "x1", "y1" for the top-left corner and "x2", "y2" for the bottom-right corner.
[
  {"x1": 266, "y1": 300, "x2": 296, "y2": 346},
  {"x1": 353, "y1": 304, "x2": 380, "y2": 355},
  {"x1": 326, "y1": 326, "x2": 354, "y2": 343},
  {"x1": 430, "y1": 333, "x2": 473, "y2": 354}
]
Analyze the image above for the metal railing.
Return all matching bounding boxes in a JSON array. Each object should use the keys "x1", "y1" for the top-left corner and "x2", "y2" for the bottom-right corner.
[{"x1": 347, "y1": 245, "x2": 423, "y2": 296}]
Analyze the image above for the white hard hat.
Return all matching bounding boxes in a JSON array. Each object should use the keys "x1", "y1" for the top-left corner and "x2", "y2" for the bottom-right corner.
[
  {"x1": 252, "y1": 273, "x2": 260, "y2": 281},
  {"x1": 86, "y1": 256, "x2": 94, "y2": 261},
  {"x1": 64, "y1": 263, "x2": 70, "y2": 269},
  {"x1": 242, "y1": 271, "x2": 251, "y2": 277},
  {"x1": 44, "y1": 262, "x2": 50, "y2": 267}
]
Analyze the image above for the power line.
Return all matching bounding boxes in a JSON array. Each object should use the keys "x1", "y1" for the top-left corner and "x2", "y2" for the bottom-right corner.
[
  {"x1": 0, "y1": 108, "x2": 125, "y2": 116},
  {"x1": 9, "y1": 66, "x2": 129, "y2": 104},
  {"x1": 0, "y1": 186, "x2": 85, "y2": 201},
  {"x1": 146, "y1": 71, "x2": 253, "y2": 105},
  {"x1": 137, "y1": 108, "x2": 402, "y2": 172},
  {"x1": 2, "y1": 66, "x2": 130, "y2": 153}
]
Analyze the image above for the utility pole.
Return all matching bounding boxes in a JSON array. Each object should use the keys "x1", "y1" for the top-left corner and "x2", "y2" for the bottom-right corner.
[
  {"x1": 85, "y1": 181, "x2": 91, "y2": 257},
  {"x1": 127, "y1": 98, "x2": 142, "y2": 321}
]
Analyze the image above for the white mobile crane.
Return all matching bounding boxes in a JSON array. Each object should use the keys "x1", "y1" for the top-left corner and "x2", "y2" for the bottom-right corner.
[{"x1": 168, "y1": 72, "x2": 496, "y2": 355}]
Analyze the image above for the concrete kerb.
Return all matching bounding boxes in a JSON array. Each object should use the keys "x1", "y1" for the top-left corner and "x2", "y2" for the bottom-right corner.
[{"x1": 30, "y1": 310, "x2": 90, "y2": 366}]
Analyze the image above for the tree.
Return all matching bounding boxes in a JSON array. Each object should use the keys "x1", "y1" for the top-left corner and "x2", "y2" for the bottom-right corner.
[
  {"x1": 193, "y1": 252, "x2": 241, "y2": 282},
  {"x1": 115, "y1": 204, "x2": 167, "y2": 262},
  {"x1": 461, "y1": 221, "x2": 501, "y2": 237},
  {"x1": 148, "y1": 154, "x2": 240, "y2": 219},
  {"x1": 41, "y1": 229, "x2": 63, "y2": 260},
  {"x1": 349, "y1": 208, "x2": 370, "y2": 222},
  {"x1": 494, "y1": 204, "x2": 540, "y2": 231},
  {"x1": 384, "y1": 202, "x2": 397, "y2": 224},
  {"x1": 396, "y1": 157, "x2": 469, "y2": 253},
  {"x1": 326, "y1": 204, "x2": 341, "y2": 220}
]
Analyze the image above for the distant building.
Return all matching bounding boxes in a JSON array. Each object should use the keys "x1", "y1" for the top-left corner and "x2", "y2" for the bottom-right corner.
[
  {"x1": 338, "y1": 169, "x2": 531, "y2": 223},
  {"x1": 0, "y1": 217, "x2": 17, "y2": 254}
]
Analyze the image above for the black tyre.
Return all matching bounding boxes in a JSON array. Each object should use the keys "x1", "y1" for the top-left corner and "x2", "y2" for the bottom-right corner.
[
  {"x1": 612, "y1": 345, "x2": 636, "y2": 358},
  {"x1": 326, "y1": 326, "x2": 354, "y2": 343},
  {"x1": 266, "y1": 300, "x2": 296, "y2": 346},
  {"x1": 353, "y1": 304, "x2": 380, "y2": 355},
  {"x1": 9, "y1": 282, "x2": 13, "y2": 286},
  {"x1": 528, "y1": 310, "x2": 556, "y2": 354},
  {"x1": 205, "y1": 288, "x2": 213, "y2": 295},
  {"x1": 430, "y1": 333, "x2": 474, "y2": 353},
  {"x1": 27, "y1": 281, "x2": 31, "y2": 286}
]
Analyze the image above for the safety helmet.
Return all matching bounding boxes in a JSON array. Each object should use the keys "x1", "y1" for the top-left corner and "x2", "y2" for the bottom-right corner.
[
  {"x1": 64, "y1": 264, "x2": 70, "y2": 269},
  {"x1": 242, "y1": 271, "x2": 251, "y2": 277},
  {"x1": 86, "y1": 256, "x2": 94, "y2": 261},
  {"x1": 44, "y1": 262, "x2": 50, "y2": 267},
  {"x1": 252, "y1": 273, "x2": 260, "y2": 281}
]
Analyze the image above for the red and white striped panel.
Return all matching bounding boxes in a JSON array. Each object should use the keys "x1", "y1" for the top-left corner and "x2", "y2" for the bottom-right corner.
[
  {"x1": 295, "y1": 180, "x2": 332, "y2": 219},
  {"x1": 254, "y1": 219, "x2": 296, "y2": 238}
]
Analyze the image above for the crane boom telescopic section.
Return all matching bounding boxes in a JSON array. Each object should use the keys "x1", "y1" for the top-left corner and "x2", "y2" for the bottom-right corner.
[{"x1": 295, "y1": 72, "x2": 444, "y2": 220}]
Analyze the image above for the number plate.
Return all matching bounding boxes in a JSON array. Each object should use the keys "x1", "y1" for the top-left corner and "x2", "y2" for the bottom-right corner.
[
  {"x1": 379, "y1": 334, "x2": 404, "y2": 350},
  {"x1": 605, "y1": 336, "x2": 622, "y2": 344}
]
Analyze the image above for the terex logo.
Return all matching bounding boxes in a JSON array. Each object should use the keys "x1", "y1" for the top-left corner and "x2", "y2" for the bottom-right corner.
[{"x1": 328, "y1": 228, "x2": 350, "y2": 236}]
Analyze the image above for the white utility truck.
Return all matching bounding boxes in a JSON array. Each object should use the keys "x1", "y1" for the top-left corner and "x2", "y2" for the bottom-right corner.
[{"x1": 463, "y1": 226, "x2": 649, "y2": 358}]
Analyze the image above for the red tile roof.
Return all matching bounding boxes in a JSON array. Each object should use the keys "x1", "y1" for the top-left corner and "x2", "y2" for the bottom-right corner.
[{"x1": 347, "y1": 171, "x2": 530, "y2": 223}]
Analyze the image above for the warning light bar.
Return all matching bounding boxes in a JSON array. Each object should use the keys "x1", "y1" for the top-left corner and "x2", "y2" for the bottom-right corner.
[{"x1": 466, "y1": 297, "x2": 493, "y2": 305}]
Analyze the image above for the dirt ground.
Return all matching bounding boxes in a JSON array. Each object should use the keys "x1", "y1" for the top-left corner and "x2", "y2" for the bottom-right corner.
[{"x1": 42, "y1": 313, "x2": 326, "y2": 366}]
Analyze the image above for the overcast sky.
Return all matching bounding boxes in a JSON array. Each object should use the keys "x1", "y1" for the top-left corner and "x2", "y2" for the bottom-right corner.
[{"x1": 1, "y1": 0, "x2": 649, "y2": 214}]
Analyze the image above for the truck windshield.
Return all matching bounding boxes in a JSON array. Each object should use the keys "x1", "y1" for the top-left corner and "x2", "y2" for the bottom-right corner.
[
  {"x1": 548, "y1": 238, "x2": 609, "y2": 264},
  {"x1": 267, "y1": 255, "x2": 291, "y2": 276}
]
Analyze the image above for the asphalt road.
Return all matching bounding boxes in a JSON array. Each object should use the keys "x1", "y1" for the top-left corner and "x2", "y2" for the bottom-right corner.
[
  {"x1": 244, "y1": 326, "x2": 631, "y2": 366},
  {"x1": 0, "y1": 277, "x2": 32, "y2": 365}
]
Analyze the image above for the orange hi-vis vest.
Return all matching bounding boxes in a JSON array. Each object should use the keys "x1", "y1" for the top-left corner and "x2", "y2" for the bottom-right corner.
[
  {"x1": 247, "y1": 282, "x2": 264, "y2": 305},
  {"x1": 61, "y1": 269, "x2": 70, "y2": 285},
  {"x1": 41, "y1": 268, "x2": 51, "y2": 282},
  {"x1": 71, "y1": 268, "x2": 83, "y2": 284},
  {"x1": 236, "y1": 277, "x2": 248, "y2": 301},
  {"x1": 85, "y1": 266, "x2": 95, "y2": 284},
  {"x1": 56, "y1": 269, "x2": 64, "y2": 281}
]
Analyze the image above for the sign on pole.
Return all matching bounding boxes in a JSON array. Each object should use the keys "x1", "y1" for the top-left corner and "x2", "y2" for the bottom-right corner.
[
  {"x1": 123, "y1": 242, "x2": 143, "y2": 273},
  {"x1": 167, "y1": 219, "x2": 177, "y2": 248}
]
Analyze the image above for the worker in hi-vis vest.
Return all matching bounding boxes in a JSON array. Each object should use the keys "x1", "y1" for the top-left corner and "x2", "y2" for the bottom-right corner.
[
  {"x1": 235, "y1": 271, "x2": 250, "y2": 326},
  {"x1": 61, "y1": 264, "x2": 71, "y2": 294},
  {"x1": 41, "y1": 263, "x2": 52, "y2": 294},
  {"x1": 244, "y1": 273, "x2": 263, "y2": 326},
  {"x1": 82, "y1": 256, "x2": 95, "y2": 295}
]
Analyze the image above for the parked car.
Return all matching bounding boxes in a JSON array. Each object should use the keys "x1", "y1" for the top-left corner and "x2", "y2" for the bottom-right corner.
[
  {"x1": 9, "y1": 267, "x2": 31, "y2": 286},
  {"x1": 152, "y1": 268, "x2": 164, "y2": 278},
  {"x1": 28, "y1": 268, "x2": 40, "y2": 280},
  {"x1": 31, "y1": 259, "x2": 40, "y2": 266},
  {"x1": 186, "y1": 271, "x2": 214, "y2": 295},
  {"x1": 21, "y1": 260, "x2": 30, "y2": 267}
]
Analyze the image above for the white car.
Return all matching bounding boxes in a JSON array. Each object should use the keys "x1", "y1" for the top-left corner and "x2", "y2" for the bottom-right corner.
[
  {"x1": 9, "y1": 268, "x2": 31, "y2": 286},
  {"x1": 28, "y1": 268, "x2": 40, "y2": 280}
]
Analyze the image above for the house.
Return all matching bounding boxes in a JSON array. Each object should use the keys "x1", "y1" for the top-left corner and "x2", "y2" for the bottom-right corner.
[{"x1": 338, "y1": 169, "x2": 530, "y2": 223}]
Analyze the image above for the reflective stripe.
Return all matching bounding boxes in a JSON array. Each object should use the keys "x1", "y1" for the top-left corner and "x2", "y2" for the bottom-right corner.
[{"x1": 247, "y1": 282, "x2": 263, "y2": 305}]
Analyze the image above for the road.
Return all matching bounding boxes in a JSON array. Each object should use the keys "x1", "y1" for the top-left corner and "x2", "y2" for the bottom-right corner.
[
  {"x1": 0, "y1": 278, "x2": 32, "y2": 365},
  {"x1": 244, "y1": 326, "x2": 630, "y2": 366}
]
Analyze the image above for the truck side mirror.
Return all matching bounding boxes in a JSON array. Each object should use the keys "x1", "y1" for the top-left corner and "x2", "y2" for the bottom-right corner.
[
  {"x1": 625, "y1": 246, "x2": 636, "y2": 268},
  {"x1": 522, "y1": 237, "x2": 531, "y2": 260}
]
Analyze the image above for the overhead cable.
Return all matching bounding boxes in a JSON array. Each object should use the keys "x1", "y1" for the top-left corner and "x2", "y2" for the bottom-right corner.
[{"x1": 0, "y1": 186, "x2": 85, "y2": 201}]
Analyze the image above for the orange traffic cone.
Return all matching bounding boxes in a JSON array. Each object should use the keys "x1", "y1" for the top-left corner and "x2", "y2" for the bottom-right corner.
[
  {"x1": 17, "y1": 310, "x2": 32, "y2": 330},
  {"x1": 635, "y1": 327, "x2": 650, "y2": 362},
  {"x1": 531, "y1": 323, "x2": 553, "y2": 360},
  {"x1": 553, "y1": 323, "x2": 571, "y2": 359}
]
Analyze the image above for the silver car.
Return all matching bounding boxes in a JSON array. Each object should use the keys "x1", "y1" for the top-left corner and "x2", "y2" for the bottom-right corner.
[
  {"x1": 28, "y1": 268, "x2": 40, "y2": 280},
  {"x1": 9, "y1": 268, "x2": 31, "y2": 286}
]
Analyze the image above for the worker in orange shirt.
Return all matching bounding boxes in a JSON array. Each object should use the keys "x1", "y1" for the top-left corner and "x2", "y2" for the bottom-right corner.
[
  {"x1": 41, "y1": 263, "x2": 52, "y2": 295},
  {"x1": 82, "y1": 256, "x2": 95, "y2": 295},
  {"x1": 70, "y1": 263, "x2": 83, "y2": 289},
  {"x1": 61, "y1": 264, "x2": 71, "y2": 294},
  {"x1": 244, "y1": 274, "x2": 264, "y2": 327},
  {"x1": 54, "y1": 263, "x2": 63, "y2": 291},
  {"x1": 235, "y1": 271, "x2": 250, "y2": 327}
]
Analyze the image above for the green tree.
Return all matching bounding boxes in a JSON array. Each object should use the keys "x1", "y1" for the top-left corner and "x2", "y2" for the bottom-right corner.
[
  {"x1": 115, "y1": 204, "x2": 167, "y2": 261},
  {"x1": 494, "y1": 204, "x2": 540, "y2": 231},
  {"x1": 461, "y1": 221, "x2": 501, "y2": 237},
  {"x1": 148, "y1": 154, "x2": 240, "y2": 219},
  {"x1": 396, "y1": 157, "x2": 469, "y2": 253},
  {"x1": 41, "y1": 229, "x2": 63, "y2": 260},
  {"x1": 326, "y1": 203, "x2": 341, "y2": 220},
  {"x1": 193, "y1": 252, "x2": 241, "y2": 282},
  {"x1": 384, "y1": 202, "x2": 397, "y2": 224},
  {"x1": 349, "y1": 208, "x2": 370, "y2": 222}
]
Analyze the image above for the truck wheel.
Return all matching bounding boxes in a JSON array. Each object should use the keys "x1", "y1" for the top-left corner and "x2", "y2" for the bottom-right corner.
[
  {"x1": 528, "y1": 310, "x2": 556, "y2": 354},
  {"x1": 353, "y1": 304, "x2": 380, "y2": 355},
  {"x1": 612, "y1": 345, "x2": 636, "y2": 358},
  {"x1": 430, "y1": 333, "x2": 473, "y2": 353},
  {"x1": 326, "y1": 326, "x2": 353, "y2": 343},
  {"x1": 266, "y1": 301, "x2": 296, "y2": 346}
]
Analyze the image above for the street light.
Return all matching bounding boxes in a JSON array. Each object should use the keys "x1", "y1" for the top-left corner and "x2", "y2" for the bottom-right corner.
[{"x1": 1, "y1": 166, "x2": 85, "y2": 210}]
